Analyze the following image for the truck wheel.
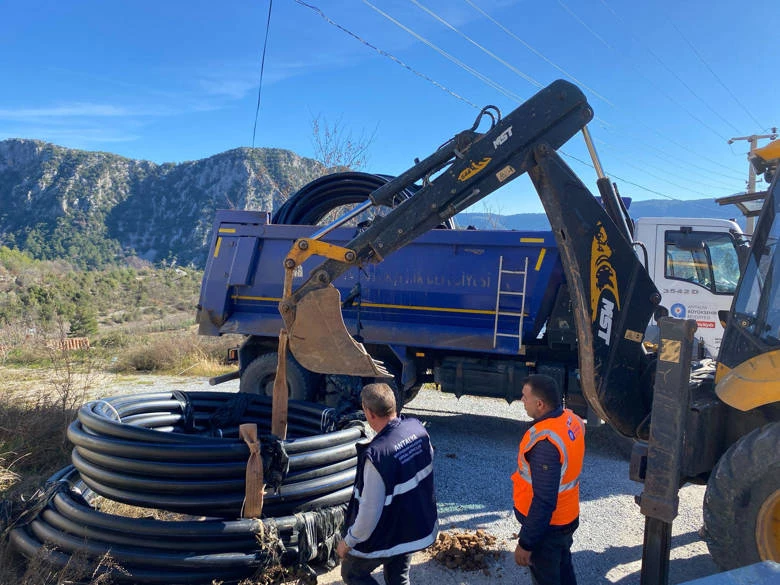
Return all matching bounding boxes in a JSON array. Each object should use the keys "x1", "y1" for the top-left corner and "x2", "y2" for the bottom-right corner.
[
  {"x1": 239, "y1": 352, "x2": 320, "y2": 402},
  {"x1": 703, "y1": 422, "x2": 780, "y2": 570}
]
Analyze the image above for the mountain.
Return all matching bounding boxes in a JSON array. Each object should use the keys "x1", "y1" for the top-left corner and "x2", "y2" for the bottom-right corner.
[
  {"x1": 0, "y1": 139, "x2": 326, "y2": 268},
  {"x1": 456, "y1": 196, "x2": 747, "y2": 231},
  {"x1": 1, "y1": 138, "x2": 748, "y2": 268}
]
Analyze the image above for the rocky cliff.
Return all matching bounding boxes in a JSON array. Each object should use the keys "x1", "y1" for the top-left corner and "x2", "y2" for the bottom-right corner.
[{"x1": 0, "y1": 139, "x2": 325, "y2": 267}]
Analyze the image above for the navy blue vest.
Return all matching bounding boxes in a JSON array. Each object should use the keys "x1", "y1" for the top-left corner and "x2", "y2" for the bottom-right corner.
[{"x1": 344, "y1": 416, "x2": 438, "y2": 558}]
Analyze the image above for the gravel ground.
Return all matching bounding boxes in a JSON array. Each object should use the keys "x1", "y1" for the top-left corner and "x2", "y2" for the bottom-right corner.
[{"x1": 99, "y1": 376, "x2": 719, "y2": 585}]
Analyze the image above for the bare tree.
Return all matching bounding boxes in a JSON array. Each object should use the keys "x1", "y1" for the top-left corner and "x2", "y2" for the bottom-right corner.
[
  {"x1": 480, "y1": 199, "x2": 506, "y2": 230},
  {"x1": 311, "y1": 114, "x2": 377, "y2": 171}
]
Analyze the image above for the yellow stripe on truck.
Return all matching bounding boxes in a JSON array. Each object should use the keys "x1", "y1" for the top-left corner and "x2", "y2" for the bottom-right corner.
[{"x1": 233, "y1": 295, "x2": 500, "y2": 316}]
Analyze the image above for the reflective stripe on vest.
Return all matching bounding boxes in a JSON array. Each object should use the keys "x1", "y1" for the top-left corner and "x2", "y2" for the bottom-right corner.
[
  {"x1": 352, "y1": 460, "x2": 435, "y2": 506},
  {"x1": 384, "y1": 461, "x2": 434, "y2": 506}
]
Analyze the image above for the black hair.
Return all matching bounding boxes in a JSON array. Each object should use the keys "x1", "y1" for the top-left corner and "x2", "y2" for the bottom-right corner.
[{"x1": 522, "y1": 374, "x2": 562, "y2": 409}]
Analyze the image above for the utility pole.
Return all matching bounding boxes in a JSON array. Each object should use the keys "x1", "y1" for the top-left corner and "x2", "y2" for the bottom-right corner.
[{"x1": 728, "y1": 129, "x2": 777, "y2": 233}]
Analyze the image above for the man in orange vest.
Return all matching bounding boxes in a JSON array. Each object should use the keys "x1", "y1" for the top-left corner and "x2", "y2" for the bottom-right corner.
[{"x1": 511, "y1": 374, "x2": 585, "y2": 585}]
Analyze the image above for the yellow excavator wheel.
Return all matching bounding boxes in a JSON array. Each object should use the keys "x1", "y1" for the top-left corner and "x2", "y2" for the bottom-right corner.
[
  {"x1": 756, "y1": 486, "x2": 780, "y2": 562},
  {"x1": 704, "y1": 423, "x2": 780, "y2": 570}
]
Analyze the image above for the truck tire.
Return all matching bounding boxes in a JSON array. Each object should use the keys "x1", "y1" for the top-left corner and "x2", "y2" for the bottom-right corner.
[
  {"x1": 703, "y1": 422, "x2": 780, "y2": 570},
  {"x1": 240, "y1": 352, "x2": 320, "y2": 402}
]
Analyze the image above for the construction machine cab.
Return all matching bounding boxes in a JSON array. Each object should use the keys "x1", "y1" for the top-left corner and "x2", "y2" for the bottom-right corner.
[{"x1": 715, "y1": 170, "x2": 780, "y2": 411}]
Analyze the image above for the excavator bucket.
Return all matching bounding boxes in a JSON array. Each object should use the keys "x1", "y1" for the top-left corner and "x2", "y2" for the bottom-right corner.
[{"x1": 285, "y1": 286, "x2": 392, "y2": 378}]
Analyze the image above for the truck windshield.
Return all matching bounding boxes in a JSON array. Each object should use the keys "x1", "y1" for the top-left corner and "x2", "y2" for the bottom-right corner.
[
  {"x1": 732, "y1": 191, "x2": 779, "y2": 346},
  {"x1": 664, "y1": 231, "x2": 741, "y2": 294}
]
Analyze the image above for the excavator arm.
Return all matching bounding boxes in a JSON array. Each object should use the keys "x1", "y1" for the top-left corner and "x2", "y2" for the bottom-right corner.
[
  {"x1": 278, "y1": 79, "x2": 661, "y2": 438},
  {"x1": 279, "y1": 80, "x2": 594, "y2": 377}
]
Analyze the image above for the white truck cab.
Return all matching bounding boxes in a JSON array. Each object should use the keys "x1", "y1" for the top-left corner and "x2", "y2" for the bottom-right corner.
[{"x1": 634, "y1": 217, "x2": 745, "y2": 358}]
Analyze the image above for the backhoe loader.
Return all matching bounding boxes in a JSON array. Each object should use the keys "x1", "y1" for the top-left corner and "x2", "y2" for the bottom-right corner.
[{"x1": 270, "y1": 80, "x2": 779, "y2": 572}]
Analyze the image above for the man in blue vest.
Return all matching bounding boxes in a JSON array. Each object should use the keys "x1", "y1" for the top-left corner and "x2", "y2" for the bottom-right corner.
[{"x1": 337, "y1": 382, "x2": 439, "y2": 585}]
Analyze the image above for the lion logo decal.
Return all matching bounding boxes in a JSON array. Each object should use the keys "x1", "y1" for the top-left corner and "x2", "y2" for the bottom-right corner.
[{"x1": 590, "y1": 223, "x2": 621, "y2": 345}]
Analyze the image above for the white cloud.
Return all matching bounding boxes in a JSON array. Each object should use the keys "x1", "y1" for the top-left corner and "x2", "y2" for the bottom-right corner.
[
  {"x1": 0, "y1": 125, "x2": 140, "y2": 145},
  {"x1": 0, "y1": 103, "x2": 133, "y2": 120}
]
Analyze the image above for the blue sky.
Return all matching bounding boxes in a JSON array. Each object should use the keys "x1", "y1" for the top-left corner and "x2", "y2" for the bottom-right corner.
[{"x1": 1, "y1": 0, "x2": 777, "y2": 214}]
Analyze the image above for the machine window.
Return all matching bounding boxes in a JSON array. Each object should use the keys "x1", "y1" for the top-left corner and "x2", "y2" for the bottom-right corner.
[
  {"x1": 664, "y1": 231, "x2": 740, "y2": 294},
  {"x1": 734, "y1": 206, "x2": 779, "y2": 345}
]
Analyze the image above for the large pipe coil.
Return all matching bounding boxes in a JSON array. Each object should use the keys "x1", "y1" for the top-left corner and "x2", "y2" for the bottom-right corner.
[
  {"x1": 65, "y1": 391, "x2": 366, "y2": 516},
  {"x1": 273, "y1": 171, "x2": 455, "y2": 229},
  {"x1": 10, "y1": 466, "x2": 346, "y2": 584},
  {"x1": 10, "y1": 392, "x2": 367, "y2": 583}
]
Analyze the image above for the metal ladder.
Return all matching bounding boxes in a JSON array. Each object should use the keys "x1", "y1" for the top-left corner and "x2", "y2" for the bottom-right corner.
[{"x1": 492, "y1": 255, "x2": 529, "y2": 353}]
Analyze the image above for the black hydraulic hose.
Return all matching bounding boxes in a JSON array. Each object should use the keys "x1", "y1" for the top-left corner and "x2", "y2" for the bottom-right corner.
[
  {"x1": 274, "y1": 171, "x2": 455, "y2": 229},
  {"x1": 71, "y1": 443, "x2": 358, "y2": 479},
  {"x1": 9, "y1": 392, "x2": 362, "y2": 582},
  {"x1": 80, "y1": 394, "x2": 329, "y2": 443},
  {"x1": 74, "y1": 468, "x2": 355, "y2": 517},
  {"x1": 27, "y1": 518, "x2": 267, "y2": 569}
]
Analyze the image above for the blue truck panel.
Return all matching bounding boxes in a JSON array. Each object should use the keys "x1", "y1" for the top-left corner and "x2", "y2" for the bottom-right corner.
[{"x1": 198, "y1": 210, "x2": 568, "y2": 357}]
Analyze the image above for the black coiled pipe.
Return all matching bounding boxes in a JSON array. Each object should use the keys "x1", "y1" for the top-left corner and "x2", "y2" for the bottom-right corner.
[
  {"x1": 10, "y1": 467, "x2": 346, "y2": 584},
  {"x1": 273, "y1": 171, "x2": 454, "y2": 229},
  {"x1": 66, "y1": 391, "x2": 365, "y2": 516}
]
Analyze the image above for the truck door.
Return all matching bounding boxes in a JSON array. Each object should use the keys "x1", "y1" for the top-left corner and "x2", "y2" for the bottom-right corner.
[{"x1": 652, "y1": 225, "x2": 742, "y2": 357}]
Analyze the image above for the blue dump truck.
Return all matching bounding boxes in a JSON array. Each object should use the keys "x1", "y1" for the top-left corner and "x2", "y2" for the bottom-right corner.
[
  {"x1": 195, "y1": 198, "x2": 743, "y2": 417},
  {"x1": 197, "y1": 204, "x2": 587, "y2": 410}
]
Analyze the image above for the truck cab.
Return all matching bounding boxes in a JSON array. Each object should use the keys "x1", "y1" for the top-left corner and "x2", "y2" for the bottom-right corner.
[{"x1": 634, "y1": 217, "x2": 746, "y2": 357}]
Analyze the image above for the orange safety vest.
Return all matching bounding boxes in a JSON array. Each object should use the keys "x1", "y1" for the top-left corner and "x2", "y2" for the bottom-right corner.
[{"x1": 511, "y1": 409, "x2": 585, "y2": 526}]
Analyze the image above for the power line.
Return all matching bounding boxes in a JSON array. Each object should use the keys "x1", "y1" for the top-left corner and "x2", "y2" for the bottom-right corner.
[
  {"x1": 460, "y1": 1, "x2": 745, "y2": 184},
  {"x1": 251, "y1": 0, "x2": 274, "y2": 149},
  {"x1": 300, "y1": 2, "x2": 742, "y2": 206},
  {"x1": 561, "y1": 151, "x2": 727, "y2": 215},
  {"x1": 408, "y1": 0, "x2": 544, "y2": 90},
  {"x1": 294, "y1": 0, "x2": 480, "y2": 109},
  {"x1": 667, "y1": 19, "x2": 765, "y2": 132},
  {"x1": 594, "y1": 138, "x2": 738, "y2": 194},
  {"x1": 599, "y1": 0, "x2": 741, "y2": 136},
  {"x1": 560, "y1": 0, "x2": 731, "y2": 143},
  {"x1": 361, "y1": 0, "x2": 526, "y2": 103},
  {"x1": 595, "y1": 143, "x2": 735, "y2": 198},
  {"x1": 462, "y1": 0, "x2": 614, "y2": 107},
  {"x1": 594, "y1": 121, "x2": 744, "y2": 182}
]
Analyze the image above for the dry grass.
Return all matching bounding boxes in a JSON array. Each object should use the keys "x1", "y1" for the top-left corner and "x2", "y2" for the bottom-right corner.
[
  {"x1": 0, "y1": 324, "x2": 247, "y2": 584},
  {"x1": 0, "y1": 355, "x2": 101, "y2": 584},
  {"x1": 0, "y1": 543, "x2": 128, "y2": 585},
  {"x1": 107, "y1": 329, "x2": 239, "y2": 376}
]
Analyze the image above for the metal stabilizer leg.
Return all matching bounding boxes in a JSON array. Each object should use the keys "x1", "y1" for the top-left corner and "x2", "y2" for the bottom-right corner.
[{"x1": 638, "y1": 317, "x2": 698, "y2": 585}]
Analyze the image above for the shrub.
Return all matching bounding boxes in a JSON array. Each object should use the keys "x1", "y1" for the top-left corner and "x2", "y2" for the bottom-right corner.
[{"x1": 112, "y1": 334, "x2": 189, "y2": 373}]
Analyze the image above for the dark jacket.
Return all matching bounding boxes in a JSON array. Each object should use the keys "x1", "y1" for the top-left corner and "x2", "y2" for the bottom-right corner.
[{"x1": 344, "y1": 416, "x2": 438, "y2": 558}]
